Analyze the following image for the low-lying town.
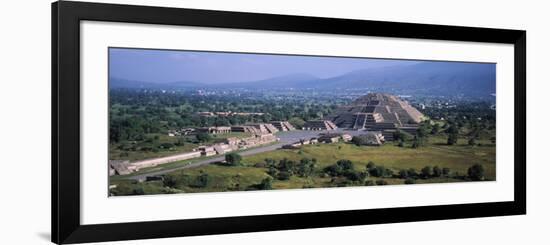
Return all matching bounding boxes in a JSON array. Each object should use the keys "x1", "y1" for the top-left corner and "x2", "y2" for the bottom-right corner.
[{"x1": 109, "y1": 93, "x2": 424, "y2": 176}]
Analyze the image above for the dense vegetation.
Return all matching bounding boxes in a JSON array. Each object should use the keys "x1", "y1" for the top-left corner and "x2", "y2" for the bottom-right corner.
[
  {"x1": 109, "y1": 88, "x2": 345, "y2": 142},
  {"x1": 109, "y1": 89, "x2": 344, "y2": 161}
]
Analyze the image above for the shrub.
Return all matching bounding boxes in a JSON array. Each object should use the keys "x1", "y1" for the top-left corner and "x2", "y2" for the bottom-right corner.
[
  {"x1": 366, "y1": 161, "x2": 376, "y2": 169},
  {"x1": 407, "y1": 168, "x2": 418, "y2": 178},
  {"x1": 432, "y1": 166, "x2": 442, "y2": 177},
  {"x1": 411, "y1": 136, "x2": 420, "y2": 148},
  {"x1": 258, "y1": 177, "x2": 273, "y2": 190},
  {"x1": 384, "y1": 168, "x2": 394, "y2": 177},
  {"x1": 277, "y1": 171, "x2": 291, "y2": 180},
  {"x1": 344, "y1": 170, "x2": 367, "y2": 182},
  {"x1": 376, "y1": 180, "x2": 388, "y2": 185},
  {"x1": 264, "y1": 158, "x2": 276, "y2": 167},
  {"x1": 442, "y1": 167, "x2": 451, "y2": 176},
  {"x1": 277, "y1": 158, "x2": 296, "y2": 173},
  {"x1": 254, "y1": 162, "x2": 266, "y2": 168},
  {"x1": 131, "y1": 187, "x2": 145, "y2": 195},
  {"x1": 267, "y1": 166, "x2": 278, "y2": 177},
  {"x1": 162, "y1": 175, "x2": 177, "y2": 188},
  {"x1": 195, "y1": 173, "x2": 209, "y2": 188},
  {"x1": 336, "y1": 159, "x2": 354, "y2": 171},
  {"x1": 447, "y1": 133, "x2": 458, "y2": 145},
  {"x1": 399, "y1": 169, "x2": 409, "y2": 179},
  {"x1": 225, "y1": 153, "x2": 242, "y2": 166},
  {"x1": 324, "y1": 164, "x2": 342, "y2": 177},
  {"x1": 369, "y1": 165, "x2": 391, "y2": 177},
  {"x1": 368, "y1": 166, "x2": 383, "y2": 177},
  {"x1": 421, "y1": 166, "x2": 432, "y2": 179},
  {"x1": 175, "y1": 137, "x2": 186, "y2": 146},
  {"x1": 351, "y1": 135, "x2": 368, "y2": 146},
  {"x1": 297, "y1": 158, "x2": 316, "y2": 177},
  {"x1": 398, "y1": 140, "x2": 405, "y2": 147},
  {"x1": 288, "y1": 117, "x2": 305, "y2": 129},
  {"x1": 393, "y1": 129, "x2": 412, "y2": 142},
  {"x1": 467, "y1": 164, "x2": 485, "y2": 181},
  {"x1": 324, "y1": 159, "x2": 354, "y2": 177},
  {"x1": 365, "y1": 180, "x2": 375, "y2": 186},
  {"x1": 159, "y1": 142, "x2": 174, "y2": 149},
  {"x1": 404, "y1": 178, "x2": 416, "y2": 184},
  {"x1": 196, "y1": 132, "x2": 211, "y2": 142},
  {"x1": 431, "y1": 124, "x2": 440, "y2": 135}
]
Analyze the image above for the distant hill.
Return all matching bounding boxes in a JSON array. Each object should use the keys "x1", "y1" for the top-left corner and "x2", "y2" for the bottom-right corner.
[
  {"x1": 110, "y1": 78, "x2": 204, "y2": 89},
  {"x1": 285, "y1": 62, "x2": 496, "y2": 96},
  {"x1": 221, "y1": 73, "x2": 319, "y2": 89},
  {"x1": 110, "y1": 61, "x2": 496, "y2": 97}
]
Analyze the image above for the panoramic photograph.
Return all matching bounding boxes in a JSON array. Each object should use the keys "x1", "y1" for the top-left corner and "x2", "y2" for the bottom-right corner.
[{"x1": 108, "y1": 48, "x2": 496, "y2": 196}]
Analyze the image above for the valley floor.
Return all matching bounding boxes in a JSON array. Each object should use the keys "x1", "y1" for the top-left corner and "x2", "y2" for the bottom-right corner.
[{"x1": 109, "y1": 134, "x2": 495, "y2": 196}]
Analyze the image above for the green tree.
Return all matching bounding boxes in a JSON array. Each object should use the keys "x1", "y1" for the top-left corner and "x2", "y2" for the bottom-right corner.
[
  {"x1": 225, "y1": 153, "x2": 242, "y2": 166},
  {"x1": 398, "y1": 140, "x2": 405, "y2": 147},
  {"x1": 131, "y1": 187, "x2": 145, "y2": 195},
  {"x1": 431, "y1": 123, "x2": 441, "y2": 135},
  {"x1": 344, "y1": 170, "x2": 367, "y2": 182},
  {"x1": 411, "y1": 136, "x2": 420, "y2": 148},
  {"x1": 175, "y1": 137, "x2": 186, "y2": 146},
  {"x1": 366, "y1": 161, "x2": 376, "y2": 169},
  {"x1": 404, "y1": 178, "x2": 416, "y2": 184},
  {"x1": 447, "y1": 133, "x2": 458, "y2": 145},
  {"x1": 298, "y1": 158, "x2": 316, "y2": 177},
  {"x1": 442, "y1": 167, "x2": 451, "y2": 176},
  {"x1": 467, "y1": 164, "x2": 485, "y2": 181},
  {"x1": 399, "y1": 169, "x2": 409, "y2": 179},
  {"x1": 376, "y1": 180, "x2": 388, "y2": 185},
  {"x1": 446, "y1": 124, "x2": 459, "y2": 135},
  {"x1": 384, "y1": 168, "x2": 394, "y2": 177},
  {"x1": 264, "y1": 158, "x2": 276, "y2": 167},
  {"x1": 258, "y1": 177, "x2": 273, "y2": 190},
  {"x1": 277, "y1": 158, "x2": 296, "y2": 174},
  {"x1": 433, "y1": 166, "x2": 442, "y2": 177},
  {"x1": 421, "y1": 166, "x2": 432, "y2": 179},
  {"x1": 160, "y1": 142, "x2": 174, "y2": 149},
  {"x1": 336, "y1": 159, "x2": 354, "y2": 171},
  {"x1": 288, "y1": 117, "x2": 306, "y2": 129},
  {"x1": 393, "y1": 129, "x2": 412, "y2": 142},
  {"x1": 195, "y1": 173, "x2": 209, "y2": 188},
  {"x1": 324, "y1": 164, "x2": 342, "y2": 177},
  {"x1": 277, "y1": 171, "x2": 291, "y2": 180},
  {"x1": 196, "y1": 132, "x2": 211, "y2": 142},
  {"x1": 351, "y1": 135, "x2": 368, "y2": 146},
  {"x1": 407, "y1": 168, "x2": 418, "y2": 178},
  {"x1": 163, "y1": 175, "x2": 177, "y2": 188},
  {"x1": 417, "y1": 121, "x2": 431, "y2": 138},
  {"x1": 267, "y1": 166, "x2": 278, "y2": 177}
]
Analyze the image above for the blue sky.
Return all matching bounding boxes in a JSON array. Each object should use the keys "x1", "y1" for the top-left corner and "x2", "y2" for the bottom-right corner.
[{"x1": 109, "y1": 48, "x2": 420, "y2": 84}]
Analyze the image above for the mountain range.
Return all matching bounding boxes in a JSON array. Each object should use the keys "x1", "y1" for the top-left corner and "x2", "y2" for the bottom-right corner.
[{"x1": 110, "y1": 61, "x2": 496, "y2": 96}]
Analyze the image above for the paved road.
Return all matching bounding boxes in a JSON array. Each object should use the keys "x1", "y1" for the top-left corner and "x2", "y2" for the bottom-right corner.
[{"x1": 127, "y1": 129, "x2": 366, "y2": 181}]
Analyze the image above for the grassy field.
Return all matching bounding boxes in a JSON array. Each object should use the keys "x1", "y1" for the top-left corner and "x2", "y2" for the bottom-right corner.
[
  {"x1": 243, "y1": 136, "x2": 496, "y2": 179},
  {"x1": 110, "y1": 135, "x2": 495, "y2": 196}
]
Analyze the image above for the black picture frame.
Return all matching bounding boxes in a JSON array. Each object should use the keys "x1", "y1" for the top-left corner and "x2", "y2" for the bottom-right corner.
[{"x1": 52, "y1": 1, "x2": 526, "y2": 244}]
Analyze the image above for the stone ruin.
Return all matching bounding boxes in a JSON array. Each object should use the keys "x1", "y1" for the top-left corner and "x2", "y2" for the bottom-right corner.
[
  {"x1": 302, "y1": 120, "x2": 338, "y2": 131},
  {"x1": 328, "y1": 93, "x2": 424, "y2": 137}
]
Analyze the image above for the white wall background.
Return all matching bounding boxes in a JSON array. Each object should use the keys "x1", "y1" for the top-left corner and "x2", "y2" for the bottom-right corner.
[{"x1": 0, "y1": 0, "x2": 547, "y2": 244}]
